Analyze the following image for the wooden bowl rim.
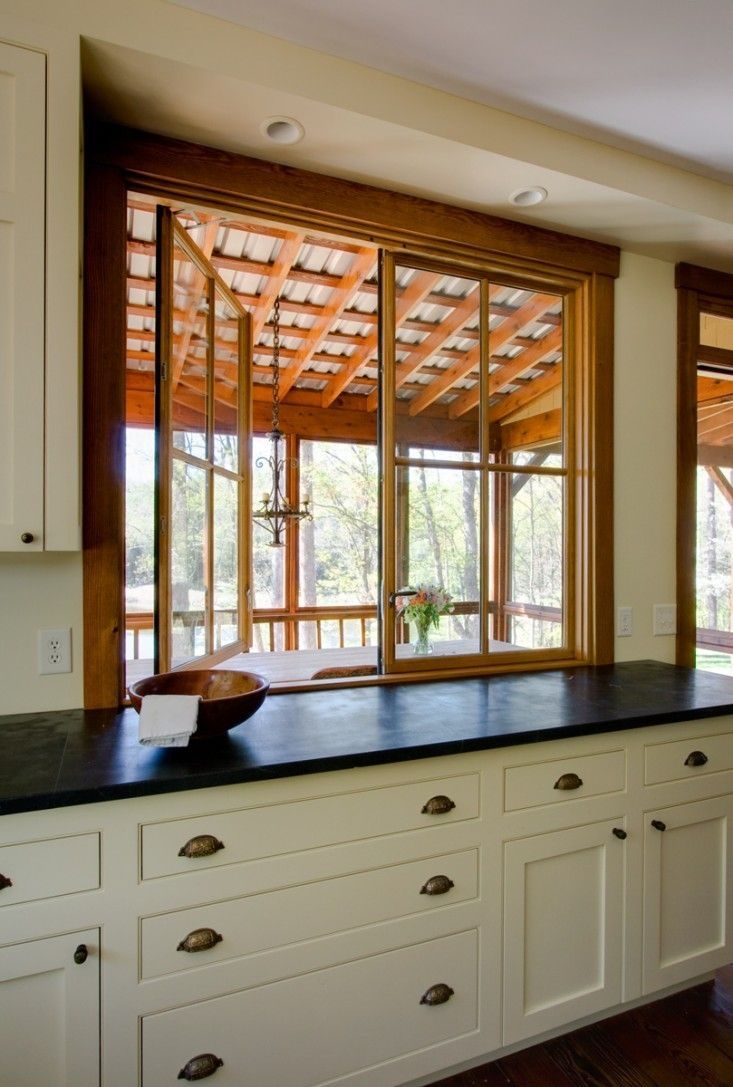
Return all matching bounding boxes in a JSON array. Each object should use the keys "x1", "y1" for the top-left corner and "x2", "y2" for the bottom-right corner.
[{"x1": 128, "y1": 669, "x2": 270, "y2": 708}]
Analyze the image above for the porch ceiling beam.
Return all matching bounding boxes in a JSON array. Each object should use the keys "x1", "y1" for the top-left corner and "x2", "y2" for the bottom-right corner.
[
  {"x1": 323, "y1": 269, "x2": 439, "y2": 407},
  {"x1": 278, "y1": 247, "x2": 377, "y2": 397},
  {"x1": 489, "y1": 363, "x2": 563, "y2": 424},
  {"x1": 250, "y1": 231, "x2": 306, "y2": 341},
  {"x1": 699, "y1": 443, "x2": 733, "y2": 468},
  {"x1": 496, "y1": 408, "x2": 562, "y2": 452},
  {"x1": 706, "y1": 464, "x2": 733, "y2": 507},
  {"x1": 449, "y1": 326, "x2": 563, "y2": 419}
]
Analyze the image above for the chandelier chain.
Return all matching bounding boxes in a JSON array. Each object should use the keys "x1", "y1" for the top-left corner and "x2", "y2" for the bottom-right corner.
[{"x1": 271, "y1": 296, "x2": 281, "y2": 432}]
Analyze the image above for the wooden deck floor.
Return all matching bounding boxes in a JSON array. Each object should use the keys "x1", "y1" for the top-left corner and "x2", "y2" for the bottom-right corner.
[{"x1": 429, "y1": 967, "x2": 733, "y2": 1086}]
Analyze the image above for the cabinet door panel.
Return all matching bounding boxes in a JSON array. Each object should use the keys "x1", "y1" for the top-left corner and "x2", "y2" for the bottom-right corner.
[
  {"x1": 503, "y1": 819, "x2": 625, "y2": 1044},
  {"x1": 643, "y1": 795, "x2": 733, "y2": 994},
  {"x1": 0, "y1": 929, "x2": 99, "y2": 1086},
  {"x1": 0, "y1": 41, "x2": 45, "y2": 550}
]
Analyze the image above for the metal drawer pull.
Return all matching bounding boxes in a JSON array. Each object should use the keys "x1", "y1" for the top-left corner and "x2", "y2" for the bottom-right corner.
[
  {"x1": 177, "y1": 928, "x2": 223, "y2": 954},
  {"x1": 651, "y1": 819, "x2": 667, "y2": 832},
  {"x1": 178, "y1": 835, "x2": 225, "y2": 859},
  {"x1": 73, "y1": 944, "x2": 88, "y2": 965},
  {"x1": 554, "y1": 772, "x2": 583, "y2": 791},
  {"x1": 178, "y1": 1054, "x2": 224, "y2": 1080},
  {"x1": 420, "y1": 875, "x2": 455, "y2": 896},
  {"x1": 0, "y1": 873, "x2": 12, "y2": 891},
  {"x1": 612, "y1": 827, "x2": 627, "y2": 840},
  {"x1": 421, "y1": 795, "x2": 456, "y2": 815},
  {"x1": 420, "y1": 983, "x2": 455, "y2": 1006},
  {"x1": 685, "y1": 750, "x2": 709, "y2": 767}
]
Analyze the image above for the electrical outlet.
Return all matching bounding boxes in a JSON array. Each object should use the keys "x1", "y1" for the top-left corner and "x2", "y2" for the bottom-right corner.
[
  {"x1": 616, "y1": 607, "x2": 633, "y2": 637},
  {"x1": 38, "y1": 628, "x2": 72, "y2": 675},
  {"x1": 653, "y1": 604, "x2": 677, "y2": 636}
]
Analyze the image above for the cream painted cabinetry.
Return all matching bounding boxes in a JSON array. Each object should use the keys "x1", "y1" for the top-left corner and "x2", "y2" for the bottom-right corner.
[
  {"x1": 3, "y1": 718, "x2": 733, "y2": 1087},
  {"x1": 0, "y1": 930, "x2": 100, "y2": 1087},
  {"x1": 503, "y1": 817, "x2": 626, "y2": 1044},
  {"x1": 0, "y1": 24, "x2": 79, "y2": 551}
]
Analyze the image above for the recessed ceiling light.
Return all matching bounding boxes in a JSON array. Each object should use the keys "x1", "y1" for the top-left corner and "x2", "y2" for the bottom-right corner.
[
  {"x1": 510, "y1": 187, "x2": 548, "y2": 207},
  {"x1": 261, "y1": 117, "x2": 305, "y2": 145}
]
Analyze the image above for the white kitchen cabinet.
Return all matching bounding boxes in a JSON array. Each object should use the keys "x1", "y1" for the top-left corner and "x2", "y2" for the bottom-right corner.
[
  {"x1": 643, "y1": 794, "x2": 733, "y2": 994},
  {"x1": 0, "y1": 929, "x2": 99, "y2": 1086},
  {"x1": 0, "y1": 26, "x2": 79, "y2": 551},
  {"x1": 503, "y1": 817, "x2": 626, "y2": 1044}
]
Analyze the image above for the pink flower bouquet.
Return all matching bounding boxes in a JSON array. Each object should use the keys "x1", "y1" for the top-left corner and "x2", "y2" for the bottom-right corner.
[{"x1": 397, "y1": 585, "x2": 454, "y2": 654}]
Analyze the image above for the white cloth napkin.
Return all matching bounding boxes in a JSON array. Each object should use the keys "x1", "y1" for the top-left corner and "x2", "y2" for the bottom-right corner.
[{"x1": 138, "y1": 694, "x2": 200, "y2": 747}]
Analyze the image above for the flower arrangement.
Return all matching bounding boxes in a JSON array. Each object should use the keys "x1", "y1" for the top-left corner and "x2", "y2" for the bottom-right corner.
[{"x1": 397, "y1": 585, "x2": 454, "y2": 654}]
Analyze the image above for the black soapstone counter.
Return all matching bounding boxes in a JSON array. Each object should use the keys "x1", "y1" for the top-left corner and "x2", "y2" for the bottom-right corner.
[{"x1": 3, "y1": 660, "x2": 733, "y2": 816}]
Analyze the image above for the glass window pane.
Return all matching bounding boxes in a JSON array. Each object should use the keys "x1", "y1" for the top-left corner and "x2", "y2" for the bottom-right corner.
[
  {"x1": 171, "y1": 459, "x2": 208, "y2": 666},
  {"x1": 125, "y1": 427, "x2": 155, "y2": 686},
  {"x1": 488, "y1": 286, "x2": 563, "y2": 465},
  {"x1": 213, "y1": 474, "x2": 239, "y2": 650},
  {"x1": 394, "y1": 265, "x2": 480, "y2": 458},
  {"x1": 213, "y1": 290, "x2": 240, "y2": 472},
  {"x1": 395, "y1": 463, "x2": 481, "y2": 658},
  {"x1": 252, "y1": 435, "x2": 286, "y2": 608},
  {"x1": 505, "y1": 472, "x2": 564, "y2": 650},
  {"x1": 172, "y1": 239, "x2": 209, "y2": 460},
  {"x1": 298, "y1": 440, "x2": 379, "y2": 608}
]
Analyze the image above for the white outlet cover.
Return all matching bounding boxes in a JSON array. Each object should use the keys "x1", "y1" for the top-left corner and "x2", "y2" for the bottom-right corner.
[
  {"x1": 653, "y1": 604, "x2": 677, "y2": 636},
  {"x1": 38, "y1": 628, "x2": 72, "y2": 675},
  {"x1": 616, "y1": 607, "x2": 633, "y2": 637}
]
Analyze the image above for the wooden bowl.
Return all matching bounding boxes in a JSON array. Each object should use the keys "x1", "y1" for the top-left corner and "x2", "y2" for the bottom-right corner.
[{"x1": 128, "y1": 669, "x2": 270, "y2": 738}]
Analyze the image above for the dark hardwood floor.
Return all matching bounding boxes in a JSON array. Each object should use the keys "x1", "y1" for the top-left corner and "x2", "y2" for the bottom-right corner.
[{"x1": 429, "y1": 967, "x2": 733, "y2": 1086}]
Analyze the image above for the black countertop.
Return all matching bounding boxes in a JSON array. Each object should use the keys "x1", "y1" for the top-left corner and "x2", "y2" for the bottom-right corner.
[{"x1": 3, "y1": 660, "x2": 733, "y2": 816}]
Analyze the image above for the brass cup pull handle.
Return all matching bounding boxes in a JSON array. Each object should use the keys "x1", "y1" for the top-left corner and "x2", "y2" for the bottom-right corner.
[
  {"x1": 421, "y1": 795, "x2": 456, "y2": 815},
  {"x1": 612, "y1": 827, "x2": 627, "y2": 840},
  {"x1": 0, "y1": 873, "x2": 12, "y2": 891},
  {"x1": 420, "y1": 875, "x2": 455, "y2": 896},
  {"x1": 554, "y1": 772, "x2": 583, "y2": 791},
  {"x1": 651, "y1": 819, "x2": 667, "y2": 832},
  {"x1": 178, "y1": 1054, "x2": 224, "y2": 1081},
  {"x1": 73, "y1": 944, "x2": 88, "y2": 965},
  {"x1": 685, "y1": 750, "x2": 709, "y2": 767},
  {"x1": 420, "y1": 983, "x2": 455, "y2": 1006},
  {"x1": 177, "y1": 928, "x2": 223, "y2": 954},
  {"x1": 178, "y1": 835, "x2": 225, "y2": 859}
]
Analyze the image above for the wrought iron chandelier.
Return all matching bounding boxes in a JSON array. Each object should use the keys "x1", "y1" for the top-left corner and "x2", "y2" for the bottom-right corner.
[{"x1": 252, "y1": 297, "x2": 312, "y2": 547}]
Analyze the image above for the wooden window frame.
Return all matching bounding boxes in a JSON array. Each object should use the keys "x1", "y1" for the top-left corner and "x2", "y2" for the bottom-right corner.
[
  {"x1": 84, "y1": 122, "x2": 618, "y2": 708},
  {"x1": 675, "y1": 262, "x2": 733, "y2": 667}
]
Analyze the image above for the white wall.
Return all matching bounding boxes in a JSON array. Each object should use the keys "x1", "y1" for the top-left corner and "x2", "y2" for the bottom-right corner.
[
  {"x1": 0, "y1": 554, "x2": 84, "y2": 713},
  {"x1": 614, "y1": 252, "x2": 677, "y2": 662}
]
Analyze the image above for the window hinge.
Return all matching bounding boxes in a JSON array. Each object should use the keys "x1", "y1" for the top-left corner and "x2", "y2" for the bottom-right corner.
[{"x1": 161, "y1": 361, "x2": 168, "y2": 381}]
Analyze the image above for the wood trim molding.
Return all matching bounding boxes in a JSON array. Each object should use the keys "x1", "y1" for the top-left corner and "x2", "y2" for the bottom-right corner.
[
  {"x1": 84, "y1": 125, "x2": 616, "y2": 706},
  {"x1": 83, "y1": 163, "x2": 128, "y2": 708},
  {"x1": 88, "y1": 123, "x2": 620, "y2": 280},
  {"x1": 676, "y1": 286, "x2": 701, "y2": 667},
  {"x1": 676, "y1": 262, "x2": 733, "y2": 300}
]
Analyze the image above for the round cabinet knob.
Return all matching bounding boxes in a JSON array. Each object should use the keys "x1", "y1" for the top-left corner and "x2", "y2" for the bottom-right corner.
[
  {"x1": 421, "y1": 795, "x2": 456, "y2": 816},
  {"x1": 685, "y1": 750, "x2": 709, "y2": 767},
  {"x1": 73, "y1": 944, "x2": 88, "y2": 965},
  {"x1": 554, "y1": 772, "x2": 583, "y2": 791},
  {"x1": 420, "y1": 983, "x2": 455, "y2": 1006},
  {"x1": 177, "y1": 928, "x2": 223, "y2": 954},
  {"x1": 420, "y1": 875, "x2": 455, "y2": 896},
  {"x1": 20, "y1": 533, "x2": 34, "y2": 544},
  {"x1": 651, "y1": 819, "x2": 667, "y2": 832},
  {"x1": 612, "y1": 827, "x2": 628, "y2": 840},
  {"x1": 178, "y1": 835, "x2": 225, "y2": 859},
  {"x1": 178, "y1": 1053, "x2": 224, "y2": 1080},
  {"x1": 0, "y1": 873, "x2": 12, "y2": 891}
]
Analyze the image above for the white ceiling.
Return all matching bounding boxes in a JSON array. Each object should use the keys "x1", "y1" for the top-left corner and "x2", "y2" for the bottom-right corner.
[{"x1": 172, "y1": 0, "x2": 733, "y2": 184}]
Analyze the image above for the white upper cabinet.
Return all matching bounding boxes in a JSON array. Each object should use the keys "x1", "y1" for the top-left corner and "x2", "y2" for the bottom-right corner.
[
  {"x1": 0, "y1": 31, "x2": 80, "y2": 551},
  {"x1": 0, "y1": 41, "x2": 45, "y2": 551}
]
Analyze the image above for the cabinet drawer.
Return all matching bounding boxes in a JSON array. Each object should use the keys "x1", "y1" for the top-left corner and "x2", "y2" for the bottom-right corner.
[
  {"x1": 0, "y1": 833, "x2": 100, "y2": 908},
  {"x1": 142, "y1": 929, "x2": 478, "y2": 1086},
  {"x1": 645, "y1": 731, "x2": 733, "y2": 785},
  {"x1": 504, "y1": 749, "x2": 626, "y2": 812},
  {"x1": 141, "y1": 848, "x2": 478, "y2": 979},
  {"x1": 141, "y1": 774, "x2": 479, "y2": 880}
]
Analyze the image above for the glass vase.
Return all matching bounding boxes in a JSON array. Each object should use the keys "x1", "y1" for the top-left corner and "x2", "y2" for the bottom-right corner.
[{"x1": 413, "y1": 618, "x2": 434, "y2": 655}]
